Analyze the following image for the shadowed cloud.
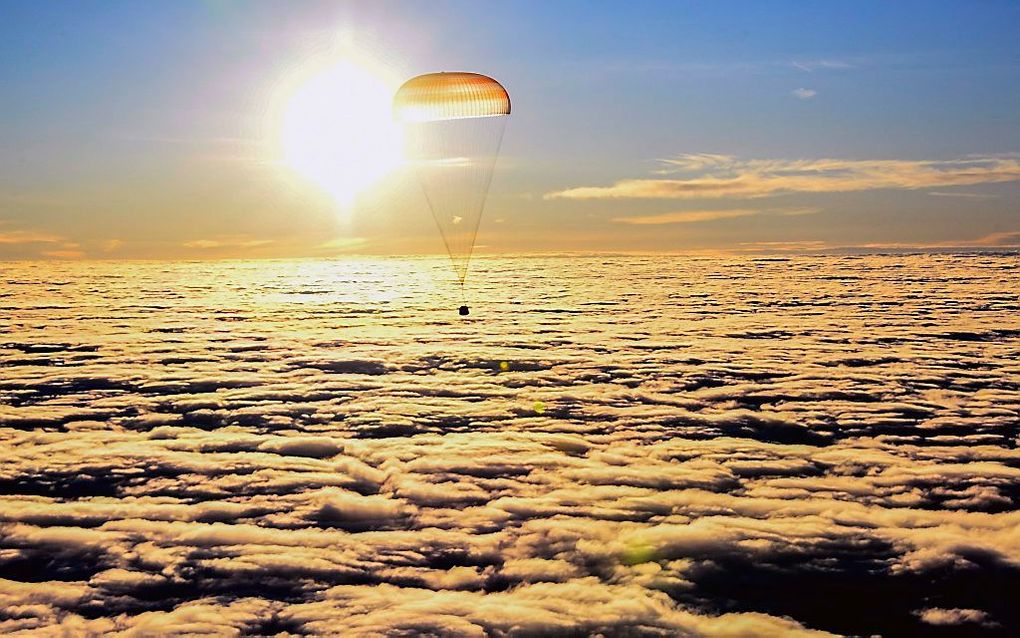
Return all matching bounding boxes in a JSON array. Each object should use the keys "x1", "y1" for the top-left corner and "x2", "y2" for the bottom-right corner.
[{"x1": 1, "y1": 256, "x2": 1018, "y2": 636}]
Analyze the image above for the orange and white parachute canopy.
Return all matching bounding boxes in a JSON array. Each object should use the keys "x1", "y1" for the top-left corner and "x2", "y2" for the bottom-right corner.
[{"x1": 393, "y1": 72, "x2": 510, "y2": 123}]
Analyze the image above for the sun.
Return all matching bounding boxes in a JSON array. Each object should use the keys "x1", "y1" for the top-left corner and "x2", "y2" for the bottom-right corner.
[{"x1": 274, "y1": 51, "x2": 403, "y2": 206}]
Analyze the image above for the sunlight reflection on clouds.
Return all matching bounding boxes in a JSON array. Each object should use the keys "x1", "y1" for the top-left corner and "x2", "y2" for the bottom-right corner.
[{"x1": 0, "y1": 254, "x2": 1018, "y2": 635}]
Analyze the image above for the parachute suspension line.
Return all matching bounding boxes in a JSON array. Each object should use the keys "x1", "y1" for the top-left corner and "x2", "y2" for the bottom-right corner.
[
  {"x1": 412, "y1": 171, "x2": 459, "y2": 282},
  {"x1": 406, "y1": 115, "x2": 506, "y2": 303},
  {"x1": 459, "y1": 121, "x2": 504, "y2": 314},
  {"x1": 466, "y1": 120, "x2": 505, "y2": 271},
  {"x1": 393, "y1": 72, "x2": 510, "y2": 313},
  {"x1": 413, "y1": 160, "x2": 471, "y2": 302}
]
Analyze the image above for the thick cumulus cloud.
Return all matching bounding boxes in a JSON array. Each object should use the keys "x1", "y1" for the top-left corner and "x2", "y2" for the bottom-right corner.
[{"x1": 1, "y1": 255, "x2": 1019, "y2": 636}]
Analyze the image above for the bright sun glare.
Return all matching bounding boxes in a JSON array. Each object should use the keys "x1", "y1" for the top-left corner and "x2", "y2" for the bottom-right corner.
[{"x1": 277, "y1": 51, "x2": 403, "y2": 206}]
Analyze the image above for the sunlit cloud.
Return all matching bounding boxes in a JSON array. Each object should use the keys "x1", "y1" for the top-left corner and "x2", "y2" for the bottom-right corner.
[
  {"x1": 546, "y1": 154, "x2": 1020, "y2": 200},
  {"x1": 915, "y1": 608, "x2": 994, "y2": 628},
  {"x1": 927, "y1": 190, "x2": 997, "y2": 199},
  {"x1": 317, "y1": 237, "x2": 368, "y2": 252},
  {"x1": 648, "y1": 153, "x2": 735, "y2": 174},
  {"x1": 0, "y1": 229, "x2": 65, "y2": 245},
  {"x1": 182, "y1": 238, "x2": 275, "y2": 250},
  {"x1": 2, "y1": 255, "x2": 1020, "y2": 633},
  {"x1": 791, "y1": 88, "x2": 817, "y2": 99},
  {"x1": 853, "y1": 231, "x2": 1020, "y2": 250},
  {"x1": 733, "y1": 227, "x2": 1020, "y2": 253},
  {"x1": 101, "y1": 239, "x2": 124, "y2": 253},
  {"x1": 0, "y1": 225, "x2": 85, "y2": 258},
  {"x1": 612, "y1": 207, "x2": 819, "y2": 225},
  {"x1": 613, "y1": 209, "x2": 757, "y2": 225},
  {"x1": 39, "y1": 248, "x2": 86, "y2": 259},
  {"x1": 969, "y1": 230, "x2": 1020, "y2": 246},
  {"x1": 735, "y1": 240, "x2": 832, "y2": 252}
]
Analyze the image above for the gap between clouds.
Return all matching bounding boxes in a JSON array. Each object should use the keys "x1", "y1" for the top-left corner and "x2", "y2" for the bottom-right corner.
[{"x1": 545, "y1": 154, "x2": 1020, "y2": 200}]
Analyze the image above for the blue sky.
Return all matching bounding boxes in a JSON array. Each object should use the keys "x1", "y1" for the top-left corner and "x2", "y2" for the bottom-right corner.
[{"x1": 2, "y1": 0, "x2": 1019, "y2": 257}]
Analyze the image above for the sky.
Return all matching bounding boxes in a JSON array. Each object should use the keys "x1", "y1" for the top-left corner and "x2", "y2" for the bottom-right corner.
[{"x1": 2, "y1": 0, "x2": 1020, "y2": 259}]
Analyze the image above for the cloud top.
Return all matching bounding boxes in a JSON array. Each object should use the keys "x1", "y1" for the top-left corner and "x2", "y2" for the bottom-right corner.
[{"x1": 1, "y1": 255, "x2": 1018, "y2": 635}]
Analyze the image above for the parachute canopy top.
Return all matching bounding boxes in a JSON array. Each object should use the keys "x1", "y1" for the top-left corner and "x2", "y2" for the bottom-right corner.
[
  {"x1": 394, "y1": 71, "x2": 510, "y2": 302},
  {"x1": 394, "y1": 72, "x2": 511, "y2": 123}
]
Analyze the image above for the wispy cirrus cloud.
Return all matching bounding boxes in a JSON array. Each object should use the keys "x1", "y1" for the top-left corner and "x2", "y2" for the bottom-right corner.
[
  {"x1": 596, "y1": 57, "x2": 859, "y2": 78},
  {"x1": 0, "y1": 223, "x2": 85, "y2": 258},
  {"x1": 101, "y1": 239, "x2": 124, "y2": 253},
  {"x1": 735, "y1": 240, "x2": 833, "y2": 252},
  {"x1": 791, "y1": 59, "x2": 855, "y2": 72},
  {"x1": 182, "y1": 238, "x2": 275, "y2": 250},
  {"x1": 317, "y1": 237, "x2": 367, "y2": 252},
  {"x1": 734, "y1": 227, "x2": 1020, "y2": 253},
  {"x1": 545, "y1": 154, "x2": 1020, "y2": 200},
  {"x1": 39, "y1": 247, "x2": 85, "y2": 259},
  {"x1": 969, "y1": 230, "x2": 1020, "y2": 246},
  {"x1": 613, "y1": 209, "x2": 757, "y2": 225},
  {"x1": 927, "y1": 190, "x2": 998, "y2": 200},
  {"x1": 0, "y1": 229, "x2": 64, "y2": 245},
  {"x1": 845, "y1": 229, "x2": 1020, "y2": 251},
  {"x1": 791, "y1": 88, "x2": 817, "y2": 99},
  {"x1": 612, "y1": 207, "x2": 818, "y2": 225}
]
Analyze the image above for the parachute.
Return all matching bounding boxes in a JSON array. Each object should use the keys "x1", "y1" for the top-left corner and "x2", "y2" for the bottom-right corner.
[{"x1": 394, "y1": 72, "x2": 510, "y2": 310}]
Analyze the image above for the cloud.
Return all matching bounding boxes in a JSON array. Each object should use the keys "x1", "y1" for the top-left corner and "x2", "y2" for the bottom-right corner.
[
  {"x1": 791, "y1": 59, "x2": 855, "y2": 72},
  {"x1": 792, "y1": 88, "x2": 818, "y2": 99},
  {"x1": 915, "y1": 608, "x2": 994, "y2": 627},
  {"x1": 2, "y1": 256, "x2": 1020, "y2": 635},
  {"x1": 597, "y1": 57, "x2": 858, "y2": 79},
  {"x1": 613, "y1": 209, "x2": 758, "y2": 225},
  {"x1": 735, "y1": 240, "x2": 833, "y2": 252},
  {"x1": 182, "y1": 238, "x2": 274, "y2": 249},
  {"x1": 612, "y1": 207, "x2": 819, "y2": 225},
  {"x1": 0, "y1": 228, "x2": 87, "y2": 258},
  {"x1": 545, "y1": 154, "x2": 1020, "y2": 200},
  {"x1": 927, "y1": 190, "x2": 998, "y2": 199},
  {"x1": 280, "y1": 581, "x2": 831, "y2": 637},
  {"x1": 758, "y1": 228, "x2": 1020, "y2": 252},
  {"x1": 39, "y1": 249, "x2": 85, "y2": 259},
  {"x1": 0, "y1": 229, "x2": 65, "y2": 245},
  {"x1": 971, "y1": 230, "x2": 1020, "y2": 246},
  {"x1": 100, "y1": 239, "x2": 124, "y2": 253},
  {"x1": 648, "y1": 153, "x2": 736, "y2": 174},
  {"x1": 317, "y1": 237, "x2": 368, "y2": 252}
]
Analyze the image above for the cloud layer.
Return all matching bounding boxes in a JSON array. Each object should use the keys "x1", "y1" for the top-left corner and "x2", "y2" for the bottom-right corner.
[{"x1": 1, "y1": 255, "x2": 1019, "y2": 635}]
